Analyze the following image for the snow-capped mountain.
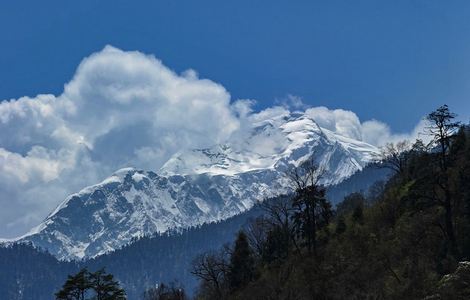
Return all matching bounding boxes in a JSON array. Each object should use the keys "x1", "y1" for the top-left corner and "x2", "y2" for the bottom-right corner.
[{"x1": 14, "y1": 111, "x2": 378, "y2": 260}]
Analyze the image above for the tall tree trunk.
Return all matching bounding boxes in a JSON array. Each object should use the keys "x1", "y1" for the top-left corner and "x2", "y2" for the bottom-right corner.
[
  {"x1": 306, "y1": 201, "x2": 312, "y2": 254},
  {"x1": 444, "y1": 188, "x2": 457, "y2": 256},
  {"x1": 312, "y1": 201, "x2": 317, "y2": 257}
]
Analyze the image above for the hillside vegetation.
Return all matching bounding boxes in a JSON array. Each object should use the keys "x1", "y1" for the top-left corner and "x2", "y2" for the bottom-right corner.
[{"x1": 192, "y1": 106, "x2": 470, "y2": 300}]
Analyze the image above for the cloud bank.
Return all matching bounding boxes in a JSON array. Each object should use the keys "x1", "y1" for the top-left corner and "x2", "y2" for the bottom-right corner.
[
  {"x1": 0, "y1": 46, "x2": 424, "y2": 238},
  {"x1": 303, "y1": 106, "x2": 427, "y2": 146}
]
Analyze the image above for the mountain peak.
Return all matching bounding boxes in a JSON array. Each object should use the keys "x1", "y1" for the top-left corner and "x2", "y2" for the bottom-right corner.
[{"x1": 13, "y1": 110, "x2": 378, "y2": 260}]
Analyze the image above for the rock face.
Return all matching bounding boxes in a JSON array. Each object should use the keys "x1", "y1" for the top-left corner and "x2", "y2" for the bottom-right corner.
[
  {"x1": 16, "y1": 111, "x2": 378, "y2": 260},
  {"x1": 428, "y1": 261, "x2": 470, "y2": 299}
]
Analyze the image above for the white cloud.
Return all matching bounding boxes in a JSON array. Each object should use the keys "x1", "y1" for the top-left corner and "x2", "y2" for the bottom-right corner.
[
  {"x1": 0, "y1": 46, "x2": 242, "y2": 238},
  {"x1": 361, "y1": 119, "x2": 430, "y2": 146},
  {"x1": 304, "y1": 105, "x2": 429, "y2": 146},
  {"x1": 0, "y1": 46, "x2": 425, "y2": 238},
  {"x1": 305, "y1": 106, "x2": 363, "y2": 140}
]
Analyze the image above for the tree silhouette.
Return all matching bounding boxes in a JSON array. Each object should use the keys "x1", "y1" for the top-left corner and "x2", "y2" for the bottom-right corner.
[
  {"x1": 228, "y1": 231, "x2": 255, "y2": 291},
  {"x1": 55, "y1": 268, "x2": 126, "y2": 300},
  {"x1": 55, "y1": 268, "x2": 92, "y2": 300},
  {"x1": 288, "y1": 158, "x2": 332, "y2": 256},
  {"x1": 90, "y1": 268, "x2": 126, "y2": 300},
  {"x1": 426, "y1": 104, "x2": 461, "y2": 256}
]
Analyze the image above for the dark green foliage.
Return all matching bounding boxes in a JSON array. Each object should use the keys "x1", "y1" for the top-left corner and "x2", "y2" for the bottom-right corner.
[
  {"x1": 4, "y1": 105, "x2": 470, "y2": 299},
  {"x1": 261, "y1": 225, "x2": 290, "y2": 263},
  {"x1": 288, "y1": 159, "x2": 333, "y2": 256},
  {"x1": 0, "y1": 159, "x2": 378, "y2": 299},
  {"x1": 0, "y1": 201, "x2": 264, "y2": 299},
  {"x1": 334, "y1": 215, "x2": 346, "y2": 235},
  {"x1": 228, "y1": 232, "x2": 255, "y2": 291},
  {"x1": 55, "y1": 268, "x2": 92, "y2": 300},
  {"x1": 0, "y1": 243, "x2": 77, "y2": 300},
  {"x1": 192, "y1": 106, "x2": 470, "y2": 299},
  {"x1": 336, "y1": 192, "x2": 365, "y2": 216},
  {"x1": 351, "y1": 204, "x2": 364, "y2": 224},
  {"x1": 90, "y1": 268, "x2": 126, "y2": 300},
  {"x1": 84, "y1": 205, "x2": 263, "y2": 299},
  {"x1": 424, "y1": 105, "x2": 462, "y2": 258},
  {"x1": 55, "y1": 268, "x2": 126, "y2": 300}
]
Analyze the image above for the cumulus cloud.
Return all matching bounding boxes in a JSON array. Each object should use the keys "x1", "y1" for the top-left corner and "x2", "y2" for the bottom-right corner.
[
  {"x1": 0, "y1": 46, "x2": 242, "y2": 237},
  {"x1": 361, "y1": 119, "x2": 429, "y2": 146},
  {"x1": 305, "y1": 106, "x2": 363, "y2": 140},
  {"x1": 304, "y1": 105, "x2": 429, "y2": 146},
  {"x1": 0, "y1": 46, "x2": 425, "y2": 238}
]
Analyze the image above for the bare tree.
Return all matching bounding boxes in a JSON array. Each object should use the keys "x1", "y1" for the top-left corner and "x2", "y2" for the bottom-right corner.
[
  {"x1": 191, "y1": 250, "x2": 229, "y2": 299},
  {"x1": 246, "y1": 217, "x2": 270, "y2": 259},
  {"x1": 287, "y1": 157, "x2": 331, "y2": 256},
  {"x1": 261, "y1": 196, "x2": 293, "y2": 226},
  {"x1": 261, "y1": 196, "x2": 296, "y2": 255},
  {"x1": 373, "y1": 140, "x2": 411, "y2": 175},
  {"x1": 246, "y1": 196, "x2": 298, "y2": 261}
]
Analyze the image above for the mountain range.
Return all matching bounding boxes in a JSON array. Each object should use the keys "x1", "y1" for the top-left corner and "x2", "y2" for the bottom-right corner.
[{"x1": 6, "y1": 111, "x2": 379, "y2": 260}]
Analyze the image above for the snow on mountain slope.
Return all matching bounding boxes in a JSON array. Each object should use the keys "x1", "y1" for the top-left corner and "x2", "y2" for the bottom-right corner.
[
  {"x1": 161, "y1": 112, "x2": 376, "y2": 183},
  {"x1": 14, "y1": 111, "x2": 378, "y2": 260}
]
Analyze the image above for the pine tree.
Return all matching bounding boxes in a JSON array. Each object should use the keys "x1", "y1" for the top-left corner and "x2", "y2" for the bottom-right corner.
[
  {"x1": 289, "y1": 158, "x2": 333, "y2": 256},
  {"x1": 228, "y1": 231, "x2": 255, "y2": 291},
  {"x1": 55, "y1": 268, "x2": 92, "y2": 300},
  {"x1": 55, "y1": 268, "x2": 126, "y2": 300},
  {"x1": 90, "y1": 268, "x2": 126, "y2": 300},
  {"x1": 426, "y1": 104, "x2": 461, "y2": 256},
  {"x1": 352, "y1": 205, "x2": 364, "y2": 225},
  {"x1": 426, "y1": 104, "x2": 460, "y2": 171},
  {"x1": 335, "y1": 216, "x2": 347, "y2": 235}
]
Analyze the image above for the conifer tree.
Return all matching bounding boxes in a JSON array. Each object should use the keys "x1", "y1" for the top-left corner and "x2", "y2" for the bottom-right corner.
[
  {"x1": 228, "y1": 231, "x2": 255, "y2": 291},
  {"x1": 90, "y1": 268, "x2": 126, "y2": 300},
  {"x1": 288, "y1": 158, "x2": 333, "y2": 256},
  {"x1": 426, "y1": 105, "x2": 461, "y2": 256},
  {"x1": 426, "y1": 104, "x2": 460, "y2": 171},
  {"x1": 55, "y1": 268, "x2": 126, "y2": 300},
  {"x1": 55, "y1": 268, "x2": 92, "y2": 300}
]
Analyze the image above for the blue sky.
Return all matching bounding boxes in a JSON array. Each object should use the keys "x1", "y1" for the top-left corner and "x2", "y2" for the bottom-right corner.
[
  {"x1": 1, "y1": 1, "x2": 470, "y2": 238},
  {"x1": 1, "y1": 0, "x2": 469, "y2": 131}
]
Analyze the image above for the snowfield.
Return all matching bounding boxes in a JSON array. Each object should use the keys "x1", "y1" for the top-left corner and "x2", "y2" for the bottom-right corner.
[{"x1": 12, "y1": 111, "x2": 378, "y2": 260}]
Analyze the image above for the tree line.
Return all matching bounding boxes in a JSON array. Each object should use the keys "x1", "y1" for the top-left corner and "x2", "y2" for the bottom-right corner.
[
  {"x1": 55, "y1": 105, "x2": 470, "y2": 299},
  {"x1": 189, "y1": 105, "x2": 470, "y2": 299}
]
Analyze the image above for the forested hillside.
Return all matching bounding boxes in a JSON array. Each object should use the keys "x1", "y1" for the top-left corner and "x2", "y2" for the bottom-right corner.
[
  {"x1": 4, "y1": 106, "x2": 469, "y2": 299},
  {"x1": 191, "y1": 107, "x2": 470, "y2": 299},
  {"x1": 0, "y1": 151, "x2": 381, "y2": 299},
  {"x1": 0, "y1": 204, "x2": 262, "y2": 299},
  {"x1": 0, "y1": 244, "x2": 77, "y2": 299}
]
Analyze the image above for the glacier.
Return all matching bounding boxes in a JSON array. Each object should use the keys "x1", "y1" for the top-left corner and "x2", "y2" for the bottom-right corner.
[{"x1": 11, "y1": 111, "x2": 378, "y2": 260}]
